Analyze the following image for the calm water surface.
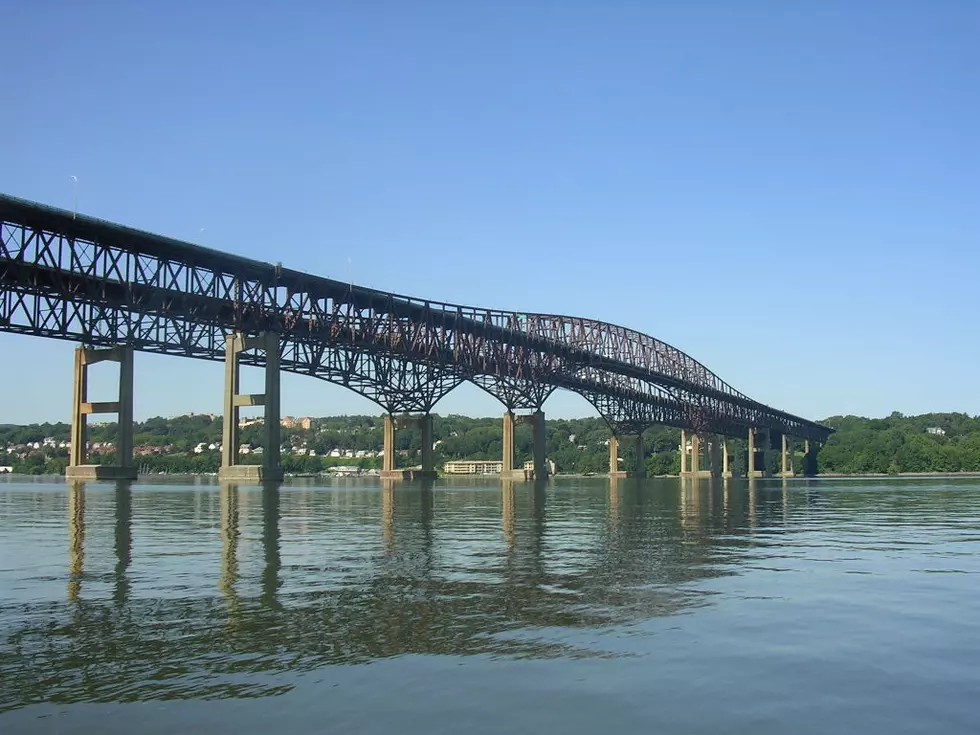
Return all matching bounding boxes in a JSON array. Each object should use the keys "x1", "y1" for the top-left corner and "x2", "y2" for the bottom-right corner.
[{"x1": 1, "y1": 476, "x2": 978, "y2": 733}]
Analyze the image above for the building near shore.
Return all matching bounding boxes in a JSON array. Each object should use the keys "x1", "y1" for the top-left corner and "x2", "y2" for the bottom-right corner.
[
  {"x1": 442, "y1": 459, "x2": 555, "y2": 475},
  {"x1": 443, "y1": 460, "x2": 504, "y2": 475}
]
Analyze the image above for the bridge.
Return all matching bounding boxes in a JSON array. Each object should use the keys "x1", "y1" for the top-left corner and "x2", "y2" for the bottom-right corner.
[{"x1": 0, "y1": 193, "x2": 831, "y2": 482}]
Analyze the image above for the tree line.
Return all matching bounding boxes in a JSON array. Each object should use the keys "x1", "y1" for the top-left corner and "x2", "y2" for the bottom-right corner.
[{"x1": 2, "y1": 411, "x2": 979, "y2": 476}]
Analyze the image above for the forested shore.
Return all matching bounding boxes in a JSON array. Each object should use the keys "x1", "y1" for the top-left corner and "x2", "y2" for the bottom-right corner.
[{"x1": 3, "y1": 412, "x2": 979, "y2": 476}]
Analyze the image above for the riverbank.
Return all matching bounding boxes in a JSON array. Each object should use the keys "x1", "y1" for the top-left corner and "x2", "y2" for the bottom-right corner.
[{"x1": 6, "y1": 470, "x2": 980, "y2": 482}]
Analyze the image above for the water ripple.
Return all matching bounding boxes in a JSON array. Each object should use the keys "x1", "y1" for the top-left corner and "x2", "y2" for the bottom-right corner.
[{"x1": 1, "y1": 477, "x2": 979, "y2": 733}]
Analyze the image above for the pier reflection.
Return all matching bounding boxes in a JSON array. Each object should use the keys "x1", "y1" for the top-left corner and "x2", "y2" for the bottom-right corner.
[
  {"x1": 114, "y1": 481, "x2": 132, "y2": 605},
  {"x1": 219, "y1": 483, "x2": 241, "y2": 624},
  {"x1": 381, "y1": 479, "x2": 435, "y2": 564},
  {"x1": 260, "y1": 483, "x2": 281, "y2": 608},
  {"x1": 501, "y1": 479, "x2": 516, "y2": 548},
  {"x1": 67, "y1": 481, "x2": 84, "y2": 603},
  {"x1": 67, "y1": 479, "x2": 133, "y2": 605},
  {"x1": 13, "y1": 477, "x2": 819, "y2": 712}
]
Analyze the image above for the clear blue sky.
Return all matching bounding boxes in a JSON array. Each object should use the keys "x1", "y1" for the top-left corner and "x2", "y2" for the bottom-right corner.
[{"x1": 2, "y1": 1, "x2": 978, "y2": 425}]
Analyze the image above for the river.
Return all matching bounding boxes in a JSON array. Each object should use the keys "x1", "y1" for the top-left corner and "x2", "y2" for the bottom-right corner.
[{"x1": 1, "y1": 476, "x2": 978, "y2": 733}]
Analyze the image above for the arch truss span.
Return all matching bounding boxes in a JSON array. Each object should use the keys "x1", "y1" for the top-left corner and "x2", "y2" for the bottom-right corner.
[{"x1": 0, "y1": 193, "x2": 832, "y2": 443}]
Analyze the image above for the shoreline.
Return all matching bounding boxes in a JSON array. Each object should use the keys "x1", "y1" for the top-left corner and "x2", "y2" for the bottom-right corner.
[{"x1": 4, "y1": 471, "x2": 980, "y2": 482}]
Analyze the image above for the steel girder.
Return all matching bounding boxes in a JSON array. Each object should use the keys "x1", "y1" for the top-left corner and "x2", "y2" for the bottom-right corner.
[
  {"x1": 0, "y1": 195, "x2": 833, "y2": 441},
  {"x1": 471, "y1": 375, "x2": 556, "y2": 411}
]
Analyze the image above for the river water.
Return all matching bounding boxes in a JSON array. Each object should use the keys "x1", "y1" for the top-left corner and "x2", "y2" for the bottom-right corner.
[{"x1": 1, "y1": 476, "x2": 978, "y2": 733}]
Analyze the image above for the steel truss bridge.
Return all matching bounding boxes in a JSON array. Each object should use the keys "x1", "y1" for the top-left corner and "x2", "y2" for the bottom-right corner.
[{"x1": 0, "y1": 193, "x2": 831, "y2": 443}]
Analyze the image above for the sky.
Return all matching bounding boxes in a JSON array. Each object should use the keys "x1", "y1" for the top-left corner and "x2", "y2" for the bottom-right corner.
[{"x1": 1, "y1": 1, "x2": 978, "y2": 425}]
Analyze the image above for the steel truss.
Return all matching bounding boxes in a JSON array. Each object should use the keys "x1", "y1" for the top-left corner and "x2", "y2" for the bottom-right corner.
[
  {"x1": 0, "y1": 194, "x2": 832, "y2": 441},
  {"x1": 472, "y1": 375, "x2": 556, "y2": 411}
]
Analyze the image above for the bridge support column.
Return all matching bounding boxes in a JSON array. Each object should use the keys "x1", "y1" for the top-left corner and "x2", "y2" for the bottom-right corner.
[
  {"x1": 680, "y1": 430, "x2": 688, "y2": 475},
  {"x1": 779, "y1": 434, "x2": 795, "y2": 478},
  {"x1": 709, "y1": 436, "x2": 723, "y2": 479},
  {"x1": 420, "y1": 414, "x2": 435, "y2": 476},
  {"x1": 382, "y1": 414, "x2": 437, "y2": 480},
  {"x1": 502, "y1": 411, "x2": 514, "y2": 476},
  {"x1": 803, "y1": 439, "x2": 819, "y2": 476},
  {"x1": 747, "y1": 427, "x2": 769, "y2": 478},
  {"x1": 263, "y1": 332, "x2": 282, "y2": 478},
  {"x1": 609, "y1": 436, "x2": 625, "y2": 477},
  {"x1": 682, "y1": 433, "x2": 719, "y2": 478},
  {"x1": 501, "y1": 411, "x2": 523, "y2": 479},
  {"x1": 722, "y1": 438, "x2": 733, "y2": 478},
  {"x1": 530, "y1": 410, "x2": 548, "y2": 480},
  {"x1": 382, "y1": 414, "x2": 397, "y2": 475},
  {"x1": 67, "y1": 345, "x2": 137, "y2": 481},
  {"x1": 219, "y1": 332, "x2": 284, "y2": 483},
  {"x1": 633, "y1": 434, "x2": 647, "y2": 478}
]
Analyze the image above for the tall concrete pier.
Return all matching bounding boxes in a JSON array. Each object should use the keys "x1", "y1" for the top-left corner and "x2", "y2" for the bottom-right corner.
[
  {"x1": 381, "y1": 413, "x2": 437, "y2": 480},
  {"x1": 218, "y1": 332, "x2": 283, "y2": 483},
  {"x1": 608, "y1": 433, "x2": 645, "y2": 478},
  {"x1": 680, "y1": 431, "x2": 723, "y2": 478},
  {"x1": 609, "y1": 436, "x2": 624, "y2": 477},
  {"x1": 747, "y1": 427, "x2": 771, "y2": 478},
  {"x1": 803, "y1": 439, "x2": 819, "y2": 476},
  {"x1": 634, "y1": 433, "x2": 647, "y2": 478},
  {"x1": 497, "y1": 410, "x2": 549, "y2": 480},
  {"x1": 501, "y1": 410, "x2": 517, "y2": 478},
  {"x1": 721, "y1": 438, "x2": 732, "y2": 478},
  {"x1": 529, "y1": 410, "x2": 548, "y2": 480},
  {"x1": 67, "y1": 345, "x2": 136, "y2": 481},
  {"x1": 778, "y1": 433, "x2": 796, "y2": 477}
]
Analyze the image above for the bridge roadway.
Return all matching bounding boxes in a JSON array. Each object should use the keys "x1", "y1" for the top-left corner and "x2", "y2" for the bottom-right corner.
[{"x1": 0, "y1": 193, "x2": 831, "y2": 482}]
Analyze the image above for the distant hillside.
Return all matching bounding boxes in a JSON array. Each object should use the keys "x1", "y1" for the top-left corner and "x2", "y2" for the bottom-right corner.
[{"x1": 2, "y1": 411, "x2": 979, "y2": 476}]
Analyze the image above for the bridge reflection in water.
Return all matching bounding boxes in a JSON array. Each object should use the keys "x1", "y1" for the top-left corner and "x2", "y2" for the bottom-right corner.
[{"x1": 5, "y1": 479, "x2": 808, "y2": 712}]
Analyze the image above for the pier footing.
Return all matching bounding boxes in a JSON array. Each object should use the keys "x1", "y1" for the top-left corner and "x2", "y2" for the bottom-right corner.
[
  {"x1": 218, "y1": 465, "x2": 285, "y2": 483},
  {"x1": 380, "y1": 469, "x2": 439, "y2": 481},
  {"x1": 66, "y1": 465, "x2": 138, "y2": 481}
]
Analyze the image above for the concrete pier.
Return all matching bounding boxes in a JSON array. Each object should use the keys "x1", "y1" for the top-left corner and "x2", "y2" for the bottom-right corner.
[
  {"x1": 681, "y1": 431, "x2": 721, "y2": 479},
  {"x1": 680, "y1": 432, "x2": 702, "y2": 478},
  {"x1": 609, "y1": 435, "x2": 626, "y2": 477},
  {"x1": 66, "y1": 345, "x2": 137, "y2": 481},
  {"x1": 708, "y1": 436, "x2": 722, "y2": 479},
  {"x1": 778, "y1": 433, "x2": 796, "y2": 478},
  {"x1": 381, "y1": 413, "x2": 438, "y2": 481},
  {"x1": 382, "y1": 414, "x2": 396, "y2": 474},
  {"x1": 609, "y1": 433, "x2": 647, "y2": 478},
  {"x1": 420, "y1": 413, "x2": 434, "y2": 476},
  {"x1": 634, "y1": 433, "x2": 647, "y2": 478},
  {"x1": 218, "y1": 332, "x2": 283, "y2": 483},
  {"x1": 680, "y1": 430, "x2": 688, "y2": 475},
  {"x1": 747, "y1": 427, "x2": 769, "y2": 478},
  {"x1": 502, "y1": 411, "x2": 515, "y2": 477},
  {"x1": 722, "y1": 438, "x2": 733, "y2": 478},
  {"x1": 530, "y1": 410, "x2": 548, "y2": 480},
  {"x1": 803, "y1": 439, "x2": 819, "y2": 476},
  {"x1": 496, "y1": 411, "x2": 529, "y2": 480}
]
